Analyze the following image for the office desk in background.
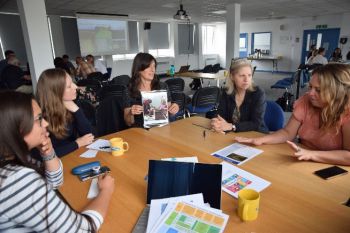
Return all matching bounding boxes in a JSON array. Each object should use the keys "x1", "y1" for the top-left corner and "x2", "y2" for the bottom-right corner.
[
  {"x1": 247, "y1": 56, "x2": 282, "y2": 73},
  {"x1": 59, "y1": 117, "x2": 350, "y2": 233},
  {"x1": 175, "y1": 71, "x2": 226, "y2": 87}
]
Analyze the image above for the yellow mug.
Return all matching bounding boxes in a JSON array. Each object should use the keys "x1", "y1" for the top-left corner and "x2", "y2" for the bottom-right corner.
[
  {"x1": 109, "y1": 138, "x2": 129, "y2": 156},
  {"x1": 237, "y1": 189, "x2": 260, "y2": 221}
]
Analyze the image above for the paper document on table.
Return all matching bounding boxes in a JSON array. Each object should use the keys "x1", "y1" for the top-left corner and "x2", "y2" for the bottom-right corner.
[
  {"x1": 80, "y1": 149, "x2": 98, "y2": 158},
  {"x1": 146, "y1": 193, "x2": 204, "y2": 233},
  {"x1": 86, "y1": 139, "x2": 111, "y2": 152},
  {"x1": 150, "y1": 201, "x2": 228, "y2": 233},
  {"x1": 87, "y1": 178, "x2": 99, "y2": 199},
  {"x1": 211, "y1": 143, "x2": 263, "y2": 165},
  {"x1": 161, "y1": 156, "x2": 198, "y2": 163},
  {"x1": 221, "y1": 161, "x2": 271, "y2": 198}
]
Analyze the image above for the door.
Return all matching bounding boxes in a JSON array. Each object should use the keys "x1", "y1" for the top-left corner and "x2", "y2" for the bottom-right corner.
[
  {"x1": 301, "y1": 28, "x2": 340, "y2": 63},
  {"x1": 239, "y1": 33, "x2": 248, "y2": 58}
]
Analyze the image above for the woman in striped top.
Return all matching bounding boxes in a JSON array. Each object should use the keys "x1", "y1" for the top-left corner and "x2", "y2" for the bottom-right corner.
[{"x1": 0, "y1": 91, "x2": 115, "y2": 232}]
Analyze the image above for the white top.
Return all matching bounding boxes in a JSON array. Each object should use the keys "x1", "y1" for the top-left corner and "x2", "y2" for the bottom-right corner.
[
  {"x1": 94, "y1": 59, "x2": 107, "y2": 74},
  {"x1": 309, "y1": 54, "x2": 328, "y2": 65}
]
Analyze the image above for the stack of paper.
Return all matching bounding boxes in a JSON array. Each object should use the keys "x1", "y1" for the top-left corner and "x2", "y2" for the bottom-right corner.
[{"x1": 147, "y1": 194, "x2": 229, "y2": 233}]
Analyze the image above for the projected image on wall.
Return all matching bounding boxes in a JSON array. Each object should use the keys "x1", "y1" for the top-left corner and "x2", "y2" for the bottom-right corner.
[{"x1": 77, "y1": 18, "x2": 129, "y2": 55}]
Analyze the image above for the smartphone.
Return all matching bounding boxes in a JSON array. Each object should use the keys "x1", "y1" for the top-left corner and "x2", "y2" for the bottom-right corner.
[
  {"x1": 314, "y1": 166, "x2": 348, "y2": 180},
  {"x1": 79, "y1": 166, "x2": 110, "y2": 181}
]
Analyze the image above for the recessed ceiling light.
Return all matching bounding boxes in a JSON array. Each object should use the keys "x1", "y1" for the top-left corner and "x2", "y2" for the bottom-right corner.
[{"x1": 212, "y1": 10, "x2": 227, "y2": 15}]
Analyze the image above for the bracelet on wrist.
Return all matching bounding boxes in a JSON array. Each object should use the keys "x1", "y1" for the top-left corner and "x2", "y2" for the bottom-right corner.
[{"x1": 42, "y1": 150, "x2": 57, "y2": 162}]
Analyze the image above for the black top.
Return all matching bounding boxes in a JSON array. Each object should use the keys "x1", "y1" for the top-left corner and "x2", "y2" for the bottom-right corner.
[
  {"x1": 0, "y1": 64, "x2": 26, "y2": 89},
  {"x1": 50, "y1": 108, "x2": 92, "y2": 157},
  {"x1": 125, "y1": 82, "x2": 172, "y2": 128},
  {"x1": 217, "y1": 86, "x2": 268, "y2": 133}
]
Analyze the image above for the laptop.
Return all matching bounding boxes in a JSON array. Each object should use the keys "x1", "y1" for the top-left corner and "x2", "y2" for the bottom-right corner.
[
  {"x1": 178, "y1": 65, "x2": 190, "y2": 73},
  {"x1": 146, "y1": 160, "x2": 222, "y2": 209}
]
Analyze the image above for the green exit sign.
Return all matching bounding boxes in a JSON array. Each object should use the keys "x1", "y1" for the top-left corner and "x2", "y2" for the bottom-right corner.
[{"x1": 316, "y1": 24, "x2": 328, "y2": 29}]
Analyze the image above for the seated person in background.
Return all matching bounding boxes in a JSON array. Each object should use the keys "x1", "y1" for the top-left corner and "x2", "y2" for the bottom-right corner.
[
  {"x1": 86, "y1": 54, "x2": 107, "y2": 74},
  {"x1": 0, "y1": 49, "x2": 15, "y2": 76},
  {"x1": 62, "y1": 54, "x2": 76, "y2": 75},
  {"x1": 36, "y1": 68, "x2": 94, "y2": 157},
  {"x1": 124, "y1": 52, "x2": 179, "y2": 127},
  {"x1": 329, "y1": 47, "x2": 342, "y2": 62},
  {"x1": 306, "y1": 49, "x2": 318, "y2": 65},
  {"x1": 308, "y1": 47, "x2": 328, "y2": 65},
  {"x1": 76, "y1": 56, "x2": 95, "y2": 78},
  {"x1": 236, "y1": 64, "x2": 350, "y2": 166},
  {"x1": 0, "y1": 57, "x2": 32, "y2": 92},
  {"x1": 0, "y1": 91, "x2": 114, "y2": 232},
  {"x1": 211, "y1": 59, "x2": 268, "y2": 133},
  {"x1": 54, "y1": 56, "x2": 71, "y2": 75},
  {"x1": 307, "y1": 44, "x2": 316, "y2": 60}
]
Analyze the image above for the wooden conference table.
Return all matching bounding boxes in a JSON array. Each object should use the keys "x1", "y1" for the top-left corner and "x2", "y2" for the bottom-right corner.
[
  {"x1": 175, "y1": 71, "x2": 226, "y2": 87},
  {"x1": 59, "y1": 117, "x2": 350, "y2": 233}
]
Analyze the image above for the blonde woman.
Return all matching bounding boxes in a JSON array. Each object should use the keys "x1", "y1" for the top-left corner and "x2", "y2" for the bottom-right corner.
[
  {"x1": 211, "y1": 59, "x2": 267, "y2": 133},
  {"x1": 36, "y1": 68, "x2": 94, "y2": 157},
  {"x1": 236, "y1": 64, "x2": 350, "y2": 166}
]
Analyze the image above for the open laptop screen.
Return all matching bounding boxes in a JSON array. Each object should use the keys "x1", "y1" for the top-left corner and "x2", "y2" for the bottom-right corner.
[
  {"x1": 146, "y1": 160, "x2": 222, "y2": 209},
  {"x1": 178, "y1": 65, "x2": 190, "y2": 73}
]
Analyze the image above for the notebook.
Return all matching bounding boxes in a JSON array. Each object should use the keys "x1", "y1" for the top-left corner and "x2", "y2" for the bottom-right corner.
[
  {"x1": 146, "y1": 160, "x2": 222, "y2": 209},
  {"x1": 178, "y1": 65, "x2": 190, "y2": 73}
]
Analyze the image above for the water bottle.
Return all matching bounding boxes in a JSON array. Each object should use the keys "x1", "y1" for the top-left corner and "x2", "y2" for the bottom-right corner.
[{"x1": 170, "y1": 65, "x2": 175, "y2": 77}]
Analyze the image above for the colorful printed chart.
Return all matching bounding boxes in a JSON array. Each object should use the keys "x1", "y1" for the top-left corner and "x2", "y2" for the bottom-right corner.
[{"x1": 152, "y1": 202, "x2": 228, "y2": 233}]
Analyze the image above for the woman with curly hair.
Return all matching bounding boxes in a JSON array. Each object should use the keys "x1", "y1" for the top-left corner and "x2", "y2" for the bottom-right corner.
[
  {"x1": 236, "y1": 63, "x2": 350, "y2": 165},
  {"x1": 36, "y1": 68, "x2": 94, "y2": 157}
]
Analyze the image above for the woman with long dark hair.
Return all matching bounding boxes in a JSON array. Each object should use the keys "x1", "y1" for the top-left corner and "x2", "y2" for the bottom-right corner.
[
  {"x1": 0, "y1": 91, "x2": 114, "y2": 232},
  {"x1": 124, "y1": 52, "x2": 179, "y2": 127}
]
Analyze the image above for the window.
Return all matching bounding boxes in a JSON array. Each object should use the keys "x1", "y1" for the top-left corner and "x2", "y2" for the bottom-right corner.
[
  {"x1": 252, "y1": 32, "x2": 271, "y2": 55},
  {"x1": 202, "y1": 25, "x2": 216, "y2": 54}
]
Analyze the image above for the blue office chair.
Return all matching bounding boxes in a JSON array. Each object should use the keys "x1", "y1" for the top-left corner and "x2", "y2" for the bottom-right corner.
[
  {"x1": 186, "y1": 86, "x2": 220, "y2": 116},
  {"x1": 264, "y1": 100, "x2": 284, "y2": 131}
]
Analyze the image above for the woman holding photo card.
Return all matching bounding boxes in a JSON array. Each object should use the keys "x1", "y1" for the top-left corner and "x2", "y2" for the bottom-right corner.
[
  {"x1": 211, "y1": 58, "x2": 268, "y2": 133},
  {"x1": 124, "y1": 53, "x2": 179, "y2": 127},
  {"x1": 236, "y1": 64, "x2": 350, "y2": 166}
]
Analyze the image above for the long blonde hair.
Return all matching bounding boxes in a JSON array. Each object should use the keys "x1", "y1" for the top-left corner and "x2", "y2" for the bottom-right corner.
[
  {"x1": 312, "y1": 64, "x2": 350, "y2": 132},
  {"x1": 36, "y1": 68, "x2": 72, "y2": 139},
  {"x1": 225, "y1": 58, "x2": 255, "y2": 95}
]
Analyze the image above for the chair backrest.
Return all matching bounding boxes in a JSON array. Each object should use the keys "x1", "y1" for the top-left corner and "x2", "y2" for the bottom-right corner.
[
  {"x1": 264, "y1": 100, "x2": 284, "y2": 131},
  {"x1": 87, "y1": 71, "x2": 103, "y2": 80},
  {"x1": 99, "y1": 84, "x2": 126, "y2": 101},
  {"x1": 212, "y1": 63, "x2": 221, "y2": 73},
  {"x1": 165, "y1": 78, "x2": 185, "y2": 93},
  {"x1": 77, "y1": 78, "x2": 102, "y2": 93},
  {"x1": 96, "y1": 95, "x2": 128, "y2": 136},
  {"x1": 111, "y1": 75, "x2": 130, "y2": 87},
  {"x1": 202, "y1": 64, "x2": 213, "y2": 73},
  {"x1": 192, "y1": 86, "x2": 220, "y2": 110},
  {"x1": 106, "y1": 67, "x2": 112, "y2": 78},
  {"x1": 171, "y1": 91, "x2": 186, "y2": 113}
]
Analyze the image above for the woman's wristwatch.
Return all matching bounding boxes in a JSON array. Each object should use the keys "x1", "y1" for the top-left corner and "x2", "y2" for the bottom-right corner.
[
  {"x1": 42, "y1": 150, "x2": 57, "y2": 162},
  {"x1": 231, "y1": 124, "x2": 237, "y2": 132}
]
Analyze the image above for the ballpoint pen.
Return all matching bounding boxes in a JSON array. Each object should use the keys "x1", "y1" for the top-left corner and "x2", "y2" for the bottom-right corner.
[
  {"x1": 99, "y1": 146, "x2": 110, "y2": 149},
  {"x1": 203, "y1": 130, "x2": 206, "y2": 140}
]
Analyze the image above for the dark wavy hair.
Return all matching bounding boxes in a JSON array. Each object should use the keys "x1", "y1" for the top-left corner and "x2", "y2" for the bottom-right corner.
[
  {"x1": 0, "y1": 91, "x2": 39, "y2": 170},
  {"x1": 128, "y1": 52, "x2": 160, "y2": 98}
]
